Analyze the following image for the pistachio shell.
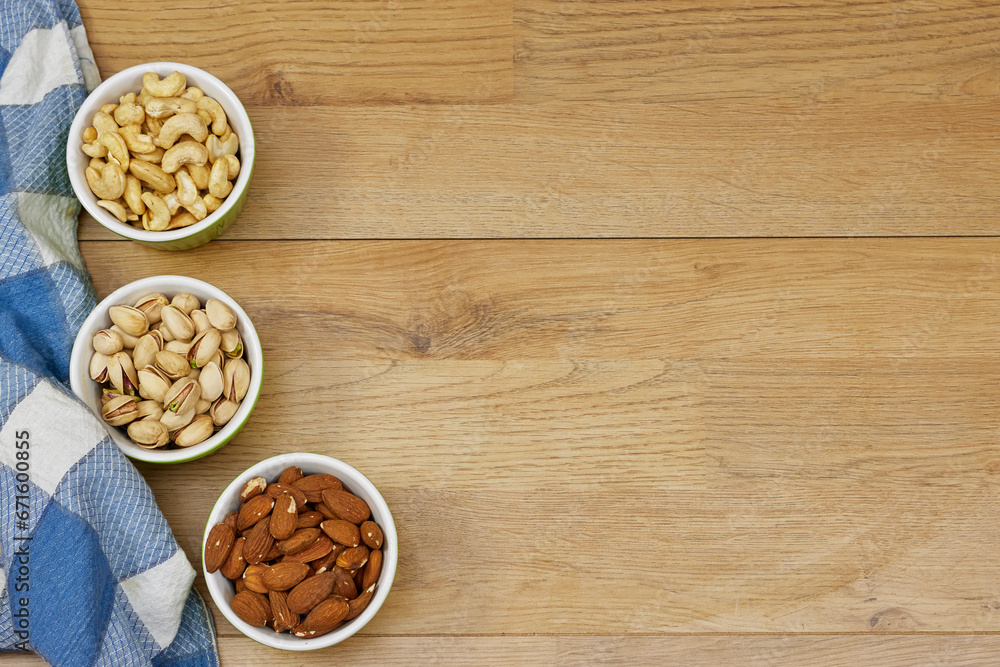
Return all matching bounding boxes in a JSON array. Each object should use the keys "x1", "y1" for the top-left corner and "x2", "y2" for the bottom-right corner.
[
  {"x1": 93, "y1": 329, "x2": 124, "y2": 355},
  {"x1": 155, "y1": 350, "x2": 190, "y2": 380},
  {"x1": 205, "y1": 298, "x2": 237, "y2": 330},
  {"x1": 220, "y1": 329, "x2": 243, "y2": 359},
  {"x1": 102, "y1": 395, "x2": 139, "y2": 426},
  {"x1": 110, "y1": 325, "x2": 141, "y2": 349},
  {"x1": 108, "y1": 351, "x2": 139, "y2": 396},
  {"x1": 163, "y1": 377, "x2": 201, "y2": 414},
  {"x1": 102, "y1": 388, "x2": 129, "y2": 405},
  {"x1": 133, "y1": 293, "x2": 169, "y2": 324},
  {"x1": 109, "y1": 305, "x2": 149, "y2": 337},
  {"x1": 90, "y1": 351, "x2": 110, "y2": 382},
  {"x1": 187, "y1": 328, "x2": 221, "y2": 369},
  {"x1": 164, "y1": 340, "x2": 191, "y2": 356},
  {"x1": 152, "y1": 320, "x2": 175, "y2": 342},
  {"x1": 160, "y1": 407, "x2": 195, "y2": 432},
  {"x1": 191, "y1": 308, "x2": 212, "y2": 334},
  {"x1": 137, "y1": 365, "x2": 172, "y2": 403},
  {"x1": 195, "y1": 398, "x2": 212, "y2": 414},
  {"x1": 210, "y1": 397, "x2": 240, "y2": 426},
  {"x1": 198, "y1": 361, "x2": 224, "y2": 401},
  {"x1": 223, "y1": 357, "x2": 250, "y2": 402},
  {"x1": 132, "y1": 331, "x2": 164, "y2": 371},
  {"x1": 171, "y1": 292, "x2": 201, "y2": 315},
  {"x1": 135, "y1": 400, "x2": 165, "y2": 421},
  {"x1": 127, "y1": 419, "x2": 169, "y2": 448},
  {"x1": 160, "y1": 305, "x2": 195, "y2": 341},
  {"x1": 173, "y1": 413, "x2": 213, "y2": 447}
]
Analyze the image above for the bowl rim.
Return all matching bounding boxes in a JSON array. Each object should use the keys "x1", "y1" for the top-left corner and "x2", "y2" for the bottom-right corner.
[
  {"x1": 202, "y1": 453, "x2": 398, "y2": 651},
  {"x1": 66, "y1": 61, "x2": 255, "y2": 244},
  {"x1": 69, "y1": 274, "x2": 263, "y2": 463}
]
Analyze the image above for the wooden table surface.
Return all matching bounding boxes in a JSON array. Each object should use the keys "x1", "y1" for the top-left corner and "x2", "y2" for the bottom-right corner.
[{"x1": 26, "y1": 0, "x2": 1000, "y2": 664}]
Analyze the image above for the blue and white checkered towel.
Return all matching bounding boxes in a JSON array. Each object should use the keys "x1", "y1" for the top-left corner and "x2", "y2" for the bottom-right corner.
[{"x1": 0, "y1": 1, "x2": 220, "y2": 665}]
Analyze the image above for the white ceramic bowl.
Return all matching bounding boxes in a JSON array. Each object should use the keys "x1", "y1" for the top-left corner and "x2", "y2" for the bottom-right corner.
[
  {"x1": 66, "y1": 62, "x2": 255, "y2": 250},
  {"x1": 69, "y1": 275, "x2": 263, "y2": 463},
  {"x1": 203, "y1": 453, "x2": 398, "y2": 650}
]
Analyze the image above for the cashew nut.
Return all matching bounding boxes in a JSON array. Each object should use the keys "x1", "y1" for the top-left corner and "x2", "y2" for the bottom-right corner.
[
  {"x1": 223, "y1": 154, "x2": 240, "y2": 179},
  {"x1": 144, "y1": 116, "x2": 163, "y2": 137},
  {"x1": 82, "y1": 126, "x2": 98, "y2": 143},
  {"x1": 196, "y1": 97, "x2": 228, "y2": 136},
  {"x1": 123, "y1": 175, "x2": 145, "y2": 215},
  {"x1": 208, "y1": 158, "x2": 233, "y2": 198},
  {"x1": 161, "y1": 140, "x2": 209, "y2": 174},
  {"x1": 175, "y1": 169, "x2": 198, "y2": 207},
  {"x1": 196, "y1": 109, "x2": 213, "y2": 127},
  {"x1": 163, "y1": 192, "x2": 181, "y2": 215},
  {"x1": 86, "y1": 162, "x2": 126, "y2": 200},
  {"x1": 93, "y1": 111, "x2": 118, "y2": 136},
  {"x1": 166, "y1": 211, "x2": 199, "y2": 230},
  {"x1": 184, "y1": 195, "x2": 208, "y2": 221},
  {"x1": 96, "y1": 132, "x2": 129, "y2": 171},
  {"x1": 100, "y1": 103, "x2": 118, "y2": 115},
  {"x1": 143, "y1": 71, "x2": 187, "y2": 98},
  {"x1": 89, "y1": 157, "x2": 105, "y2": 171},
  {"x1": 114, "y1": 97, "x2": 145, "y2": 127},
  {"x1": 119, "y1": 124, "x2": 155, "y2": 155},
  {"x1": 180, "y1": 86, "x2": 204, "y2": 101},
  {"x1": 140, "y1": 192, "x2": 170, "y2": 231},
  {"x1": 203, "y1": 194, "x2": 223, "y2": 213},
  {"x1": 97, "y1": 199, "x2": 128, "y2": 222},
  {"x1": 144, "y1": 97, "x2": 197, "y2": 120},
  {"x1": 132, "y1": 147, "x2": 165, "y2": 165},
  {"x1": 186, "y1": 162, "x2": 210, "y2": 190},
  {"x1": 157, "y1": 113, "x2": 208, "y2": 149},
  {"x1": 129, "y1": 159, "x2": 176, "y2": 194},
  {"x1": 81, "y1": 141, "x2": 108, "y2": 158},
  {"x1": 206, "y1": 133, "x2": 238, "y2": 163}
]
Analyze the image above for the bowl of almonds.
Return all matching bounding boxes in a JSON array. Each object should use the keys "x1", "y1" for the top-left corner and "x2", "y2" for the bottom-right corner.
[
  {"x1": 203, "y1": 453, "x2": 397, "y2": 650},
  {"x1": 66, "y1": 62, "x2": 254, "y2": 250},
  {"x1": 69, "y1": 274, "x2": 263, "y2": 463}
]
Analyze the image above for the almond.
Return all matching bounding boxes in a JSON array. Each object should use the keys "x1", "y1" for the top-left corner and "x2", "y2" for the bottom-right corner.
[
  {"x1": 278, "y1": 466, "x2": 304, "y2": 485},
  {"x1": 287, "y1": 571, "x2": 335, "y2": 615},
  {"x1": 311, "y1": 547, "x2": 341, "y2": 575},
  {"x1": 269, "y1": 589, "x2": 299, "y2": 633},
  {"x1": 277, "y1": 528, "x2": 321, "y2": 556},
  {"x1": 315, "y1": 502, "x2": 337, "y2": 520},
  {"x1": 292, "y1": 597, "x2": 349, "y2": 638},
  {"x1": 321, "y1": 489, "x2": 370, "y2": 525},
  {"x1": 292, "y1": 473, "x2": 342, "y2": 503},
  {"x1": 263, "y1": 561, "x2": 311, "y2": 591},
  {"x1": 231, "y1": 590, "x2": 270, "y2": 627},
  {"x1": 362, "y1": 549, "x2": 382, "y2": 591},
  {"x1": 320, "y1": 519, "x2": 360, "y2": 547},
  {"x1": 265, "y1": 483, "x2": 308, "y2": 508},
  {"x1": 282, "y1": 535, "x2": 333, "y2": 564},
  {"x1": 270, "y1": 493, "x2": 298, "y2": 541},
  {"x1": 204, "y1": 523, "x2": 235, "y2": 573},
  {"x1": 237, "y1": 494, "x2": 275, "y2": 531},
  {"x1": 345, "y1": 584, "x2": 375, "y2": 621},
  {"x1": 331, "y1": 566, "x2": 358, "y2": 600},
  {"x1": 224, "y1": 510, "x2": 239, "y2": 530},
  {"x1": 296, "y1": 511, "x2": 323, "y2": 529},
  {"x1": 336, "y1": 545, "x2": 370, "y2": 571},
  {"x1": 243, "y1": 563, "x2": 269, "y2": 594},
  {"x1": 240, "y1": 476, "x2": 268, "y2": 503},
  {"x1": 234, "y1": 578, "x2": 247, "y2": 594},
  {"x1": 244, "y1": 518, "x2": 274, "y2": 565},
  {"x1": 220, "y1": 536, "x2": 247, "y2": 580},
  {"x1": 262, "y1": 542, "x2": 283, "y2": 562},
  {"x1": 360, "y1": 520, "x2": 383, "y2": 549}
]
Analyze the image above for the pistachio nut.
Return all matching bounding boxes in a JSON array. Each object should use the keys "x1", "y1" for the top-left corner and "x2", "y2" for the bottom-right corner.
[
  {"x1": 160, "y1": 305, "x2": 195, "y2": 341},
  {"x1": 198, "y1": 361, "x2": 224, "y2": 402},
  {"x1": 90, "y1": 351, "x2": 110, "y2": 382},
  {"x1": 163, "y1": 376, "x2": 201, "y2": 414},
  {"x1": 101, "y1": 388, "x2": 131, "y2": 405},
  {"x1": 171, "y1": 292, "x2": 200, "y2": 315},
  {"x1": 220, "y1": 329, "x2": 243, "y2": 359},
  {"x1": 187, "y1": 328, "x2": 221, "y2": 369},
  {"x1": 152, "y1": 320, "x2": 175, "y2": 342},
  {"x1": 195, "y1": 398, "x2": 212, "y2": 415},
  {"x1": 110, "y1": 325, "x2": 141, "y2": 349},
  {"x1": 108, "y1": 305, "x2": 149, "y2": 337},
  {"x1": 190, "y1": 309, "x2": 212, "y2": 334},
  {"x1": 133, "y1": 293, "x2": 169, "y2": 324},
  {"x1": 135, "y1": 399, "x2": 165, "y2": 421},
  {"x1": 93, "y1": 329, "x2": 124, "y2": 356},
  {"x1": 164, "y1": 340, "x2": 192, "y2": 356},
  {"x1": 205, "y1": 298, "x2": 237, "y2": 331},
  {"x1": 102, "y1": 395, "x2": 139, "y2": 427},
  {"x1": 132, "y1": 331, "x2": 164, "y2": 371},
  {"x1": 108, "y1": 351, "x2": 139, "y2": 396},
  {"x1": 160, "y1": 407, "x2": 195, "y2": 432},
  {"x1": 127, "y1": 419, "x2": 169, "y2": 448},
  {"x1": 137, "y1": 365, "x2": 172, "y2": 403},
  {"x1": 222, "y1": 357, "x2": 250, "y2": 402},
  {"x1": 173, "y1": 413, "x2": 214, "y2": 447},
  {"x1": 155, "y1": 350, "x2": 190, "y2": 380},
  {"x1": 210, "y1": 396, "x2": 240, "y2": 427}
]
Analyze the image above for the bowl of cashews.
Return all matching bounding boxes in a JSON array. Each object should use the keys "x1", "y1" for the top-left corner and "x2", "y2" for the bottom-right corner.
[{"x1": 66, "y1": 62, "x2": 255, "y2": 251}]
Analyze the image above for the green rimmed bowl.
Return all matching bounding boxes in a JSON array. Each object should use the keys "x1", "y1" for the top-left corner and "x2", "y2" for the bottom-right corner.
[
  {"x1": 69, "y1": 275, "x2": 263, "y2": 463},
  {"x1": 66, "y1": 62, "x2": 254, "y2": 250}
]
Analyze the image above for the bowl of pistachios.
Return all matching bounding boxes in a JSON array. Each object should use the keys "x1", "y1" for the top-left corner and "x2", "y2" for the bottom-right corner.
[{"x1": 69, "y1": 275, "x2": 263, "y2": 463}]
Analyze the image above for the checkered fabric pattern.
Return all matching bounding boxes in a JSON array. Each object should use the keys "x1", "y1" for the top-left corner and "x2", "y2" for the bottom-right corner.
[{"x1": 0, "y1": 1, "x2": 220, "y2": 665}]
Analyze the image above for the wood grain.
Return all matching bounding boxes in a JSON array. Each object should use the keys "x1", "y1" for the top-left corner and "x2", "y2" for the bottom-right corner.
[
  {"x1": 77, "y1": 239, "x2": 1000, "y2": 637},
  {"x1": 76, "y1": 100, "x2": 1000, "y2": 239}
]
